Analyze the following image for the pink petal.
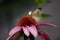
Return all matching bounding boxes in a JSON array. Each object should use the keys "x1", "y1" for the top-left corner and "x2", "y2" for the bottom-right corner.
[
  {"x1": 9, "y1": 26, "x2": 21, "y2": 36},
  {"x1": 22, "y1": 26, "x2": 30, "y2": 36},
  {"x1": 39, "y1": 23, "x2": 58, "y2": 28},
  {"x1": 39, "y1": 31, "x2": 50, "y2": 40},
  {"x1": 6, "y1": 35, "x2": 13, "y2": 40},
  {"x1": 7, "y1": 32, "x2": 20, "y2": 40},
  {"x1": 27, "y1": 25, "x2": 38, "y2": 38}
]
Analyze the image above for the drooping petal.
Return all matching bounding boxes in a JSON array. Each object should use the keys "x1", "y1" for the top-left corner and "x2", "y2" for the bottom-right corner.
[
  {"x1": 39, "y1": 23, "x2": 58, "y2": 28},
  {"x1": 7, "y1": 35, "x2": 12, "y2": 40},
  {"x1": 7, "y1": 32, "x2": 20, "y2": 40},
  {"x1": 22, "y1": 26, "x2": 30, "y2": 37},
  {"x1": 27, "y1": 25, "x2": 38, "y2": 38},
  {"x1": 38, "y1": 31, "x2": 50, "y2": 40},
  {"x1": 9, "y1": 26, "x2": 21, "y2": 36}
]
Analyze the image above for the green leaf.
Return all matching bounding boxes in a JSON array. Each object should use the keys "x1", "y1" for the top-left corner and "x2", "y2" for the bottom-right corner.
[
  {"x1": 35, "y1": 0, "x2": 51, "y2": 6},
  {"x1": 41, "y1": 14, "x2": 51, "y2": 19}
]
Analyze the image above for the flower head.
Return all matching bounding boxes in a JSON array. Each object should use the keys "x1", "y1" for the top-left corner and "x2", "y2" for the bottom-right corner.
[{"x1": 7, "y1": 8, "x2": 59, "y2": 40}]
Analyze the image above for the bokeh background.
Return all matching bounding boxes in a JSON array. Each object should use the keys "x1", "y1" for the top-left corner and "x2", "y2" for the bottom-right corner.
[{"x1": 0, "y1": 0, "x2": 60, "y2": 40}]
